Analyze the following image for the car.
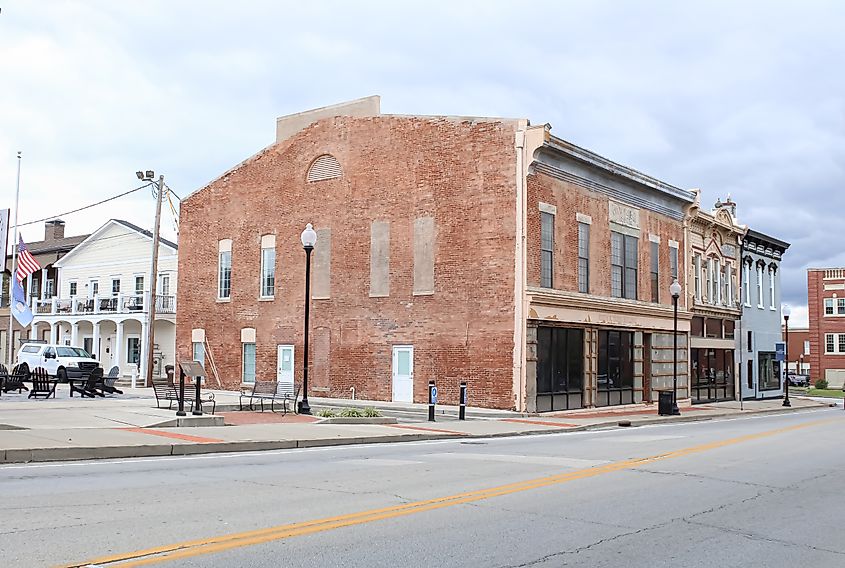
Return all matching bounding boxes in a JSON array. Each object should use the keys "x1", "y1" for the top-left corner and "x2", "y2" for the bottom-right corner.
[
  {"x1": 16, "y1": 342, "x2": 102, "y2": 382},
  {"x1": 787, "y1": 373, "x2": 810, "y2": 387}
]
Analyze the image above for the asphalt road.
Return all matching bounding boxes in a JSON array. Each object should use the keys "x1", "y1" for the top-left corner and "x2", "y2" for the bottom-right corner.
[{"x1": 1, "y1": 409, "x2": 843, "y2": 568}]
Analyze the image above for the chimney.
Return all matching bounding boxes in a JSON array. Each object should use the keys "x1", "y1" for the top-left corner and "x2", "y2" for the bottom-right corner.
[
  {"x1": 45, "y1": 219, "x2": 65, "y2": 241},
  {"x1": 714, "y1": 195, "x2": 737, "y2": 219}
]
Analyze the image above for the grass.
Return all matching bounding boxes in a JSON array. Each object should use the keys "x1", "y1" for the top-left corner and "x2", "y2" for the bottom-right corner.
[
  {"x1": 805, "y1": 388, "x2": 845, "y2": 399},
  {"x1": 316, "y1": 407, "x2": 383, "y2": 418}
]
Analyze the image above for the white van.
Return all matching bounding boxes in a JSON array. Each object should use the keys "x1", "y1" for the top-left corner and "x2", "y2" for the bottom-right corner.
[{"x1": 16, "y1": 343, "x2": 102, "y2": 382}]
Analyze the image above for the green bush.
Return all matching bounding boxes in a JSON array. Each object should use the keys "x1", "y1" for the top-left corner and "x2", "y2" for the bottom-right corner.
[
  {"x1": 362, "y1": 407, "x2": 382, "y2": 417},
  {"x1": 318, "y1": 407, "x2": 382, "y2": 418},
  {"x1": 316, "y1": 408, "x2": 337, "y2": 418},
  {"x1": 814, "y1": 378, "x2": 829, "y2": 390}
]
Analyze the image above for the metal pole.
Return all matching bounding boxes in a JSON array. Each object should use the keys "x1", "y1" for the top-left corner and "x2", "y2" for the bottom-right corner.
[
  {"x1": 177, "y1": 365, "x2": 186, "y2": 417},
  {"x1": 298, "y1": 245, "x2": 313, "y2": 414},
  {"x1": 144, "y1": 175, "x2": 164, "y2": 388},
  {"x1": 783, "y1": 315, "x2": 791, "y2": 407},
  {"x1": 6, "y1": 152, "x2": 22, "y2": 367},
  {"x1": 459, "y1": 381, "x2": 467, "y2": 420},
  {"x1": 428, "y1": 380, "x2": 436, "y2": 422},
  {"x1": 192, "y1": 367, "x2": 203, "y2": 416},
  {"x1": 672, "y1": 293, "x2": 681, "y2": 415}
]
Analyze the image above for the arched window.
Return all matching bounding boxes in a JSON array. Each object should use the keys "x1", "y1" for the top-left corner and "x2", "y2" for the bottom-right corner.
[{"x1": 306, "y1": 155, "x2": 342, "y2": 182}]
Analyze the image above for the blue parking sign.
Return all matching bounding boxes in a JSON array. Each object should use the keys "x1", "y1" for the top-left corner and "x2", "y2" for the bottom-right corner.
[{"x1": 775, "y1": 342, "x2": 785, "y2": 362}]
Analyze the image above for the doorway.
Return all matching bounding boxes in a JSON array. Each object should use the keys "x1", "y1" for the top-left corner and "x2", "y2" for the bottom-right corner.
[
  {"x1": 392, "y1": 346, "x2": 414, "y2": 403},
  {"x1": 277, "y1": 344, "x2": 295, "y2": 394}
]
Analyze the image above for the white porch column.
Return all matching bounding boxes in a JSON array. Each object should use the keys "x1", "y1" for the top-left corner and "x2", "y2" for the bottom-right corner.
[
  {"x1": 50, "y1": 322, "x2": 57, "y2": 344},
  {"x1": 29, "y1": 322, "x2": 38, "y2": 340},
  {"x1": 114, "y1": 320, "x2": 124, "y2": 376},
  {"x1": 40, "y1": 268, "x2": 47, "y2": 300},
  {"x1": 92, "y1": 321, "x2": 101, "y2": 360},
  {"x1": 26, "y1": 275, "x2": 33, "y2": 304},
  {"x1": 70, "y1": 321, "x2": 79, "y2": 347}
]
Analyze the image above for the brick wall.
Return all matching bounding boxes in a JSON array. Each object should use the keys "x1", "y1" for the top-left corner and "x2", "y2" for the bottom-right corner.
[
  {"x1": 177, "y1": 115, "x2": 520, "y2": 409},
  {"x1": 807, "y1": 269, "x2": 845, "y2": 386}
]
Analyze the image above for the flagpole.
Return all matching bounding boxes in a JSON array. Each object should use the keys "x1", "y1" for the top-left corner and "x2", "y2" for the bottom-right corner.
[{"x1": 7, "y1": 151, "x2": 21, "y2": 367}]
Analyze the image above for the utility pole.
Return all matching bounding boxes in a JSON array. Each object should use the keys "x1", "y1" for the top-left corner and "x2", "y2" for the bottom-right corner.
[{"x1": 144, "y1": 174, "x2": 164, "y2": 388}]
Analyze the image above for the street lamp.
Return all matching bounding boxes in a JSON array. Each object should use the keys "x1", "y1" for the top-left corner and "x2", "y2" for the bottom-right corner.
[
  {"x1": 298, "y1": 223, "x2": 317, "y2": 415},
  {"x1": 782, "y1": 304, "x2": 791, "y2": 407},
  {"x1": 670, "y1": 279, "x2": 683, "y2": 416}
]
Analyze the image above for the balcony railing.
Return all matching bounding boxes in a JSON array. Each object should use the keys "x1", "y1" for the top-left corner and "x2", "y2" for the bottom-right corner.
[{"x1": 31, "y1": 293, "x2": 176, "y2": 317}]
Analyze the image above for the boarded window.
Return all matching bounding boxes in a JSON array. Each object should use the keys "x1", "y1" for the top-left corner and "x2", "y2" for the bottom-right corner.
[
  {"x1": 413, "y1": 217, "x2": 435, "y2": 295},
  {"x1": 369, "y1": 221, "x2": 390, "y2": 297},
  {"x1": 312, "y1": 228, "x2": 331, "y2": 298},
  {"x1": 306, "y1": 155, "x2": 342, "y2": 182}
]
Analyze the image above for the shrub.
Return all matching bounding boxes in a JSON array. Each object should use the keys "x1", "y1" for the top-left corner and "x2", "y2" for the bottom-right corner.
[
  {"x1": 362, "y1": 407, "x2": 382, "y2": 418},
  {"x1": 316, "y1": 408, "x2": 337, "y2": 418},
  {"x1": 339, "y1": 407, "x2": 365, "y2": 418},
  {"x1": 814, "y1": 378, "x2": 829, "y2": 390}
]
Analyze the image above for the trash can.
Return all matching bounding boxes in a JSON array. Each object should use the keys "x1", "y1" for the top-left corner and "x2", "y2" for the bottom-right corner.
[
  {"x1": 165, "y1": 365, "x2": 175, "y2": 386},
  {"x1": 657, "y1": 389, "x2": 674, "y2": 416}
]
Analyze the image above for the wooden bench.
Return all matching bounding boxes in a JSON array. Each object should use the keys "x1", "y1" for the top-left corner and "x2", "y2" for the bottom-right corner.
[
  {"x1": 239, "y1": 381, "x2": 299, "y2": 414},
  {"x1": 153, "y1": 380, "x2": 216, "y2": 414}
]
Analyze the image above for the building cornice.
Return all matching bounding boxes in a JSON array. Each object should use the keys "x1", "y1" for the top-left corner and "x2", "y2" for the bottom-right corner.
[{"x1": 527, "y1": 287, "x2": 692, "y2": 321}]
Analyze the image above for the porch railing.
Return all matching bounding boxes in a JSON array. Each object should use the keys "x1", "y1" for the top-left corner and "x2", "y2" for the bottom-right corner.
[{"x1": 31, "y1": 293, "x2": 177, "y2": 316}]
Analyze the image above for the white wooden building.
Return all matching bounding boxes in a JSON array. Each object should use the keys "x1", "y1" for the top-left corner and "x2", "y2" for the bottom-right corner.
[{"x1": 29, "y1": 220, "x2": 178, "y2": 384}]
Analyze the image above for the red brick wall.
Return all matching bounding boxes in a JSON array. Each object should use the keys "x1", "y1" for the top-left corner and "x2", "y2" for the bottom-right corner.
[
  {"x1": 177, "y1": 116, "x2": 519, "y2": 409},
  {"x1": 807, "y1": 269, "x2": 845, "y2": 384},
  {"x1": 526, "y1": 173, "x2": 686, "y2": 300}
]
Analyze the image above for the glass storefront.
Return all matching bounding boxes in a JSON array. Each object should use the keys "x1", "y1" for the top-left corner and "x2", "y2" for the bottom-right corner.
[
  {"x1": 758, "y1": 351, "x2": 781, "y2": 391},
  {"x1": 691, "y1": 348, "x2": 735, "y2": 403},
  {"x1": 597, "y1": 330, "x2": 635, "y2": 406},
  {"x1": 536, "y1": 327, "x2": 584, "y2": 411}
]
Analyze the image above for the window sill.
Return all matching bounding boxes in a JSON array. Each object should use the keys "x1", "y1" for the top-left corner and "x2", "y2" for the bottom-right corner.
[
  {"x1": 216, "y1": 298, "x2": 231, "y2": 303},
  {"x1": 258, "y1": 297, "x2": 275, "y2": 302}
]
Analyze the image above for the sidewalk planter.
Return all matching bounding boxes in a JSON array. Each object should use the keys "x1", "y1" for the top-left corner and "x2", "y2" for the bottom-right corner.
[{"x1": 316, "y1": 417, "x2": 398, "y2": 425}]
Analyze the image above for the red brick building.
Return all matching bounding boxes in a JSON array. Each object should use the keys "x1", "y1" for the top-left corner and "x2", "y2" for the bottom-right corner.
[
  {"x1": 784, "y1": 326, "x2": 809, "y2": 377},
  {"x1": 807, "y1": 268, "x2": 845, "y2": 387},
  {"x1": 177, "y1": 97, "x2": 695, "y2": 410}
]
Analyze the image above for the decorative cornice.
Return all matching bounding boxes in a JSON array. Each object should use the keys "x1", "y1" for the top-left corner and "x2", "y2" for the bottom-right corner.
[
  {"x1": 527, "y1": 287, "x2": 692, "y2": 321},
  {"x1": 532, "y1": 162, "x2": 686, "y2": 221}
]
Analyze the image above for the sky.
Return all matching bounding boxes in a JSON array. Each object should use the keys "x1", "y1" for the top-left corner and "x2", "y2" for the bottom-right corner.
[{"x1": 2, "y1": 0, "x2": 844, "y2": 326}]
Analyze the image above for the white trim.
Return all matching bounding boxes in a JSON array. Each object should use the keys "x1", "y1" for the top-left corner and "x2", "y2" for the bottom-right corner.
[
  {"x1": 539, "y1": 202, "x2": 557, "y2": 215},
  {"x1": 668, "y1": 239, "x2": 679, "y2": 249},
  {"x1": 218, "y1": 239, "x2": 232, "y2": 253},
  {"x1": 56, "y1": 255, "x2": 178, "y2": 272},
  {"x1": 648, "y1": 234, "x2": 660, "y2": 243},
  {"x1": 191, "y1": 328, "x2": 206, "y2": 342},
  {"x1": 240, "y1": 327, "x2": 256, "y2": 343},
  {"x1": 260, "y1": 234, "x2": 276, "y2": 248},
  {"x1": 53, "y1": 220, "x2": 178, "y2": 268},
  {"x1": 575, "y1": 212, "x2": 592, "y2": 225}
]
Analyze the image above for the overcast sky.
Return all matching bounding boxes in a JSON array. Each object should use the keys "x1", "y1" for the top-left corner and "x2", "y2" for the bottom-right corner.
[{"x1": 2, "y1": 0, "x2": 843, "y2": 326}]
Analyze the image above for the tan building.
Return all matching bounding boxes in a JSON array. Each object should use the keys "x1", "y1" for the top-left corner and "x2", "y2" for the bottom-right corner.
[
  {"x1": 2, "y1": 220, "x2": 88, "y2": 364},
  {"x1": 685, "y1": 195, "x2": 747, "y2": 403}
]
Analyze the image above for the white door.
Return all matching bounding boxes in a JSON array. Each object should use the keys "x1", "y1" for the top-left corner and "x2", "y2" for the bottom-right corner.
[
  {"x1": 277, "y1": 344, "x2": 295, "y2": 395},
  {"x1": 392, "y1": 346, "x2": 414, "y2": 403}
]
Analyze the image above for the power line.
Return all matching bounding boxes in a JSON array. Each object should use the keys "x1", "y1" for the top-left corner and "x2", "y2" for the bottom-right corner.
[{"x1": 12, "y1": 183, "x2": 153, "y2": 229}]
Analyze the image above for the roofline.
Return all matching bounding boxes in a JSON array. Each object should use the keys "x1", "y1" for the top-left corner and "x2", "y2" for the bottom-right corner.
[
  {"x1": 544, "y1": 136, "x2": 696, "y2": 203},
  {"x1": 745, "y1": 228, "x2": 790, "y2": 250},
  {"x1": 53, "y1": 219, "x2": 177, "y2": 268}
]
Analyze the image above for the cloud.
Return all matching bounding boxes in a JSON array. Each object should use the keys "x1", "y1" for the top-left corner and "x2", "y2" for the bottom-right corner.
[{"x1": 1, "y1": 0, "x2": 842, "y2": 322}]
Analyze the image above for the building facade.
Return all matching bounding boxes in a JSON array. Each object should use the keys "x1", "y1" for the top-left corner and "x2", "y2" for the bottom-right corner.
[
  {"x1": 685, "y1": 196, "x2": 746, "y2": 403},
  {"x1": 177, "y1": 97, "x2": 692, "y2": 411},
  {"x1": 807, "y1": 268, "x2": 845, "y2": 388},
  {"x1": 2, "y1": 220, "x2": 88, "y2": 365},
  {"x1": 785, "y1": 327, "x2": 810, "y2": 376},
  {"x1": 29, "y1": 220, "x2": 178, "y2": 383},
  {"x1": 736, "y1": 229, "x2": 790, "y2": 399}
]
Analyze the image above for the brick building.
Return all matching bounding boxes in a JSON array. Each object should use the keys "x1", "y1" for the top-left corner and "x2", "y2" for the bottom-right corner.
[
  {"x1": 784, "y1": 327, "x2": 810, "y2": 377},
  {"x1": 807, "y1": 268, "x2": 845, "y2": 388},
  {"x1": 177, "y1": 97, "x2": 693, "y2": 411}
]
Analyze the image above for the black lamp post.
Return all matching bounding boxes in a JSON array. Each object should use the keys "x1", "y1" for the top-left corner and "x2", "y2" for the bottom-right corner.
[
  {"x1": 670, "y1": 279, "x2": 682, "y2": 416},
  {"x1": 783, "y1": 304, "x2": 791, "y2": 407},
  {"x1": 298, "y1": 223, "x2": 317, "y2": 415}
]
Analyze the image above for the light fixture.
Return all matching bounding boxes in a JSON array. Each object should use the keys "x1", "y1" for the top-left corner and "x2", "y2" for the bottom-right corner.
[
  {"x1": 669, "y1": 279, "x2": 682, "y2": 299},
  {"x1": 300, "y1": 223, "x2": 317, "y2": 248},
  {"x1": 136, "y1": 171, "x2": 144, "y2": 180},
  {"x1": 145, "y1": 170, "x2": 155, "y2": 180},
  {"x1": 782, "y1": 304, "x2": 791, "y2": 318}
]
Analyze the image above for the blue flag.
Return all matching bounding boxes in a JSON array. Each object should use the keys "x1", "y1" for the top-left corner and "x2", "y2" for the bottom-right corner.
[{"x1": 11, "y1": 277, "x2": 33, "y2": 327}]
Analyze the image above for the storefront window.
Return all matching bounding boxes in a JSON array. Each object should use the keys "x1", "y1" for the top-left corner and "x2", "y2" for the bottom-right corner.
[
  {"x1": 536, "y1": 327, "x2": 584, "y2": 411},
  {"x1": 691, "y1": 317, "x2": 704, "y2": 337},
  {"x1": 758, "y1": 352, "x2": 779, "y2": 391},
  {"x1": 597, "y1": 330, "x2": 634, "y2": 406}
]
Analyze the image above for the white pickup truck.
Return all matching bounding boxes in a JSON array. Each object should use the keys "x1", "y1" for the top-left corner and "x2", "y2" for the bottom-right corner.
[{"x1": 16, "y1": 342, "x2": 102, "y2": 382}]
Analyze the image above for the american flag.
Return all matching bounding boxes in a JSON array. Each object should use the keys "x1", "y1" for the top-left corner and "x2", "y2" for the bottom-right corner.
[{"x1": 16, "y1": 235, "x2": 41, "y2": 282}]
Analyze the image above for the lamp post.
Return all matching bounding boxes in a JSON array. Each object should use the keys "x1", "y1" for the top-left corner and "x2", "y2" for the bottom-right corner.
[
  {"x1": 782, "y1": 304, "x2": 791, "y2": 407},
  {"x1": 298, "y1": 223, "x2": 317, "y2": 415},
  {"x1": 670, "y1": 279, "x2": 682, "y2": 416}
]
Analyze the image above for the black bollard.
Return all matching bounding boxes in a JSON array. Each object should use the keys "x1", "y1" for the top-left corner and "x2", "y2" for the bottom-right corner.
[
  {"x1": 176, "y1": 366, "x2": 187, "y2": 417},
  {"x1": 192, "y1": 371, "x2": 203, "y2": 416},
  {"x1": 459, "y1": 382, "x2": 467, "y2": 421},
  {"x1": 428, "y1": 380, "x2": 436, "y2": 422}
]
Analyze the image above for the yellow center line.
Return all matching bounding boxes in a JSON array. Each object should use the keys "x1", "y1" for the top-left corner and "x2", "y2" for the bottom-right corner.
[{"x1": 61, "y1": 416, "x2": 838, "y2": 568}]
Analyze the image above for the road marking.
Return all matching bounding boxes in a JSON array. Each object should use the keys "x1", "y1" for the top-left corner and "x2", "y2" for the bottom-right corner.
[
  {"x1": 118, "y1": 428, "x2": 224, "y2": 444},
  {"x1": 427, "y1": 453, "x2": 609, "y2": 468},
  {"x1": 60, "y1": 416, "x2": 838, "y2": 568}
]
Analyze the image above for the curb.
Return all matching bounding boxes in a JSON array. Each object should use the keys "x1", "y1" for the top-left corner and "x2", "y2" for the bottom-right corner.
[{"x1": 0, "y1": 405, "x2": 829, "y2": 465}]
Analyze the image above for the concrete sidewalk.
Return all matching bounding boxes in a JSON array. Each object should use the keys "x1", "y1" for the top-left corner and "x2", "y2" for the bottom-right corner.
[{"x1": 0, "y1": 388, "x2": 830, "y2": 464}]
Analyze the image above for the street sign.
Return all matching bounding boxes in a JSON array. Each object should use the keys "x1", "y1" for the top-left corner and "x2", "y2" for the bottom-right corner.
[
  {"x1": 431, "y1": 386, "x2": 438, "y2": 404},
  {"x1": 775, "y1": 342, "x2": 786, "y2": 362},
  {"x1": 179, "y1": 360, "x2": 206, "y2": 378}
]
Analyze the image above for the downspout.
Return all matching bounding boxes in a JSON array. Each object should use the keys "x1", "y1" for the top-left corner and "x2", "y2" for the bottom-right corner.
[
  {"x1": 512, "y1": 124, "x2": 528, "y2": 412},
  {"x1": 737, "y1": 236, "x2": 745, "y2": 410}
]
